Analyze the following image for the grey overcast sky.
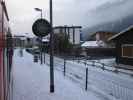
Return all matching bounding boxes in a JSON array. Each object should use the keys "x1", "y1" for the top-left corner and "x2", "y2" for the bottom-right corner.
[{"x1": 6, "y1": 0, "x2": 133, "y2": 36}]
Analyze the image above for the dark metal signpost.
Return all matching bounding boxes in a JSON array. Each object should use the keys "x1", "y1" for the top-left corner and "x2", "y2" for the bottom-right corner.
[
  {"x1": 32, "y1": 15, "x2": 55, "y2": 93},
  {"x1": 49, "y1": 0, "x2": 54, "y2": 93},
  {"x1": 32, "y1": 18, "x2": 51, "y2": 64}
]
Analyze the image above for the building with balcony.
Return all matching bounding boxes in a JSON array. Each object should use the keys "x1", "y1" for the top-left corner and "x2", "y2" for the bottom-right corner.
[{"x1": 54, "y1": 26, "x2": 82, "y2": 45}]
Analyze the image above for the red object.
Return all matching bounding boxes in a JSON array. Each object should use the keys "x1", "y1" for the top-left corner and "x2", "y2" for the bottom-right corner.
[{"x1": 0, "y1": 1, "x2": 13, "y2": 100}]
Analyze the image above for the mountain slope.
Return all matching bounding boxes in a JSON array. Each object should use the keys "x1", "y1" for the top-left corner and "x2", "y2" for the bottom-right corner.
[{"x1": 82, "y1": 14, "x2": 133, "y2": 41}]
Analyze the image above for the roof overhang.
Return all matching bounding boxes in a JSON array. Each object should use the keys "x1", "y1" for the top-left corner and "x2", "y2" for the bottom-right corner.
[
  {"x1": 108, "y1": 25, "x2": 133, "y2": 41},
  {"x1": 54, "y1": 26, "x2": 82, "y2": 29}
]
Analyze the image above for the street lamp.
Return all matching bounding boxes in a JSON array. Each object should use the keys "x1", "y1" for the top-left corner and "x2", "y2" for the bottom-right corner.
[
  {"x1": 34, "y1": 8, "x2": 43, "y2": 19},
  {"x1": 34, "y1": 8, "x2": 43, "y2": 64}
]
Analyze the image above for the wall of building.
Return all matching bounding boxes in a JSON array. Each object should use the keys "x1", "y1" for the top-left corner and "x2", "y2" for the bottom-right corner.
[
  {"x1": 69, "y1": 28, "x2": 73, "y2": 44},
  {"x1": 54, "y1": 28, "x2": 60, "y2": 34},
  {"x1": 74, "y1": 28, "x2": 80, "y2": 44},
  {"x1": 116, "y1": 30, "x2": 133, "y2": 66},
  {"x1": 95, "y1": 32, "x2": 114, "y2": 42}
]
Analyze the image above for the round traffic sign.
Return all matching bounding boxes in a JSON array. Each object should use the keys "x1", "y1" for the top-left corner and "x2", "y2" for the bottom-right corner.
[{"x1": 32, "y1": 19, "x2": 51, "y2": 37}]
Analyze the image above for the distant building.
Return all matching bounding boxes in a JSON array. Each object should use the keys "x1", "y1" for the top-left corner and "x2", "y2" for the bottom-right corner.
[
  {"x1": 13, "y1": 35, "x2": 26, "y2": 47},
  {"x1": 81, "y1": 40, "x2": 115, "y2": 57},
  {"x1": 108, "y1": 25, "x2": 133, "y2": 66},
  {"x1": 81, "y1": 31, "x2": 115, "y2": 57},
  {"x1": 54, "y1": 26, "x2": 82, "y2": 45},
  {"x1": 90, "y1": 31, "x2": 115, "y2": 47},
  {"x1": 13, "y1": 34, "x2": 41, "y2": 47}
]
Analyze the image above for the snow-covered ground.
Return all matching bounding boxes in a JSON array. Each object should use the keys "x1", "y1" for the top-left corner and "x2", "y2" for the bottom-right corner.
[
  {"x1": 43, "y1": 53, "x2": 133, "y2": 100},
  {"x1": 12, "y1": 49, "x2": 133, "y2": 100},
  {"x1": 11, "y1": 49, "x2": 106, "y2": 100}
]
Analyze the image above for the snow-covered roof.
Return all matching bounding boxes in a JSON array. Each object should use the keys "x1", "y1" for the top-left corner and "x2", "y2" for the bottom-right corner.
[
  {"x1": 81, "y1": 41, "x2": 99, "y2": 47},
  {"x1": 13, "y1": 35, "x2": 27, "y2": 40},
  {"x1": 81, "y1": 41, "x2": 106, "y2": 48},
  {"x1": 42, "y1": 38, "x2": 49, "y2": 42},
  {"x1": 13, "y1": 33, "x2": 34, "y2": 38}
]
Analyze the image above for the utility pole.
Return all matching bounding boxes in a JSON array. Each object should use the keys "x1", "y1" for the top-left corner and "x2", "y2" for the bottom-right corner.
[{"x1": 49, "y1": 0, "x2": 54, "y2": 93}]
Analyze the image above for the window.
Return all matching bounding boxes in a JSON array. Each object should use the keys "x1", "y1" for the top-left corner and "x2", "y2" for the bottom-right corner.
[{"x1": 122, "y1": 44, "x2": 133, "y2": 58}]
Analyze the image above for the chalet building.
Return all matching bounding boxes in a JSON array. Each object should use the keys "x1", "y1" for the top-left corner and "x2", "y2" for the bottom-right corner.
[
  {"x1": 54, "y1": 26, "x2": 82, "y2": 45},
  {"x1": 80, "y1": 31, "x2": 115, "y2": 57},
  {"x1": 108, "y1": 25, "x2": 133, "y2": 66},
  {"x1": 90, "y1": 31, "x2": 115, "y2": 47}
]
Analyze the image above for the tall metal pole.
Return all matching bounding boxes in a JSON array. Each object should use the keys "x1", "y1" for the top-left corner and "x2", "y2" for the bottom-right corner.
[
  {"x1": 41, "y1": 10, "x2": 43, "y2": 19},
  {"x1": 49, "y1": 0, "x2": 54, "y2": 93},
  {"x1": 40, "y1": 10, "x2": 43, "y2": 65},
  {"x1": 40, "y1": 37, "x2": 43, "y2": 65}
]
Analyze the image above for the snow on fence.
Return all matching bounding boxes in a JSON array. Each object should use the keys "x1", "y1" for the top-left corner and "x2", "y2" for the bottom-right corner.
[{"x1": 45, "y1": 54, "x2": 133, "y2": 100}]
